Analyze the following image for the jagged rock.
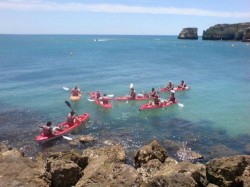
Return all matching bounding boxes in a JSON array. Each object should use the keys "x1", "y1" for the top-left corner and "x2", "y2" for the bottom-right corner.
[
  {"x1": 142, "y1": 173, "x2": 198, "y2": 187},
  {"x1": 202, "y1": 22, "x2": 250, "y2": 41},
  {"x1": 206, "y1": 183, "x2": 219, "y2": 187},
  {"x1": 46, "y1": 156, "x2": 83, "y2": 187},
  {"x1": 243, "y1": 27, "x2": 250, "y2": 42},
  {"x1": 176, "y1": 143, "x2": 203, "y2": 161},
  {"x1": 206, "y1": 155, "x2": 250, "y2": 187},
  {"x1": 134, "y1": 140, "x2": 168, "y2": 167},
  {"x1": 76, "y1": 145, "x2": 141, "y2": 186},
  {"x1": 178, "y1": 28, "x2": 198, "y2": 40},
  {"x1": 138, "y1": 156, "x2": 207, "y2": 187},
  {"x1": 0, "y1": 145, "x2": 50, "y2": 187},
  {"x1": 47, "y1": 150, "x2": 88, "y2": 169},
  {"x1": 76, "y1": 162, "x2": 142, "y2": 187},
  {"x1": 81, "y1": 145, "x2": 126, "y2": 163},
  {"x1": 69, "y1": 135, "x2": 97, "y2": 145}
]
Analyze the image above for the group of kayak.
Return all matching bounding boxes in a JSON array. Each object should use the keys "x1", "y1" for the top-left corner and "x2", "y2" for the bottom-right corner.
[
  {"x1": 69, "y1": 80, "x2": 189, "y2": 110},
  {"x1": 36, "y1": 80, "x2": 189, "y2": 143}
]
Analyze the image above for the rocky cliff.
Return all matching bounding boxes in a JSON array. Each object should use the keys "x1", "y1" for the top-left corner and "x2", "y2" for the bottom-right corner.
[
  {"x1": 202, "y1": 22, "x2": 250, "y2": 41},
  {"x1": 178, "y1": 28, "x2": 198, "y2": 40}
]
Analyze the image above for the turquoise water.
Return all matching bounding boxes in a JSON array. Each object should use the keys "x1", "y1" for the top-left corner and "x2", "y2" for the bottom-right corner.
[{"x1": 0, "y1": 35, "x2": 249, "y2": 159}]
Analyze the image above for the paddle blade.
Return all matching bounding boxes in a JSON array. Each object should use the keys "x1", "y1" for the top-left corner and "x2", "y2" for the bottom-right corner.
[
  {"x1": 88, "y1": 99, "x2": 94, "y2": 102},
  {"x1": 62, "y1": 136, "x2": 73, "y2": 140},
  {"x1": 65, "y1": 100, "x2": 72, "y2": 108},
  {"x1": 130, "y1": 83, "x2": 134, "y2": 89},
  {"x1": 107, "y1": 94, "x2": 114, "y2": 98},
  {"x1": 177, "y1": 103, "x2": 184, "y2": 108},
  {"x1": 63, "y1": 86, "x2": 69, "y2": 91}
]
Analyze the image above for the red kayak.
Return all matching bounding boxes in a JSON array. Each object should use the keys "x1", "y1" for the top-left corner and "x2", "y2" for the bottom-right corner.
[
  {"x1": 114, "y1": 94, "x2": 153, "y2": 101},
  {"x1": 36, "y1": 113, "x2": 90, "y2": 142},
  {"x1": 139, "y1": 100, "x2": 177, "y2": 111},
  {"x1": 158, "y1": 86, "x2": 190, "y2": 92},
  {"x1": 90, "y1": 92, "x2": 112, "y2": 109}
]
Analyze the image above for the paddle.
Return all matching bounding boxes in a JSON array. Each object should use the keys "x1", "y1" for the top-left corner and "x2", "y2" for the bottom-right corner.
[
  {"x1": 62, "y1": 136, "x2": 73, "y2": 140},
  {"x1": 63, "y1": 86, "x2": 70, "y2": 91},
  {"x1": 65, "y1": 100, "x2": 79, "y2": 115}
]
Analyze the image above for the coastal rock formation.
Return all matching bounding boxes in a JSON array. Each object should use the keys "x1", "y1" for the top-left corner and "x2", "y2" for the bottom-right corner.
[
  {"x1": 0, "y1": 144, "x2": 50, "y2": 186},
  {"x1": 134, "y1": 140, "x2": 168, "y2": 167},
  {"x1": 1, "y1": 141, "x2": 250, "y2": 187},
  {"x1": 178, "y1": 28, "x2": 198, "y2": 40},
  {"x1": 206, "y1": 155, "x2": 250, "y2": 186},
  {"x1": 202, "y1": 22, "x2": 250, "y2": 41},
  {"x1": 243, "y1": 27, "x2": 250, "y2": 42}
]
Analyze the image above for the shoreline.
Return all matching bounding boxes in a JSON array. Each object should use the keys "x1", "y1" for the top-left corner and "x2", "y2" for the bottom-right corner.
[{"x1": 0, "y1": 140, "x2": 249, "y2": 186}]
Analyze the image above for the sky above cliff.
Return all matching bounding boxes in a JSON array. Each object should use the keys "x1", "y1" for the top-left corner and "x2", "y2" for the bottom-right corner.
[{"x1": 0, "y1": 0, "x2": 249, "y2": 35}]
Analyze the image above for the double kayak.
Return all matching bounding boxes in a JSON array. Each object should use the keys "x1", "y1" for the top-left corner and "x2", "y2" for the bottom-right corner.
[
  {"x1": 139, "y1": 100, "x2": 177, "y2": 111},
  {"x1": 114, "y1": 94, "x2": 153, "y2": 101},
  {"x1": 70, "y1": 94, "x2": 82, "y2": 101},
  {"x1": 158, "y1": 86, "x2": 190, "y2": 92},
  {"x1": 90, "y1": 92, "x2": 112, "y2": 109},
  {"x1": 36, "y1": 113, "x2": 90, "y2": 143}
]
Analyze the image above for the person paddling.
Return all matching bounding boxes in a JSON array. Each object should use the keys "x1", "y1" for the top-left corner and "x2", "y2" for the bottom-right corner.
[
  {"x1": 99, "y1": 93, "x2": 110, "y2": 105},
  {"x1": 67, "y1": 110, "x2": 79, "y2": 126},
  {"x1": 130, "y1": 87, "x2": 136, "y2": 100},
  {"x1": 177, "y1": 80, "x2": 187, "y2": 90},
  {"x1": 41, "y1": 121, "x2": 53, "y2": 136},
  {"x1": 149, "y1": 94, "x2": 161, "y2": 105},
  {"x1": 95, "y1": 90, "x2": 101, "y2": 99},
  {"x1": 71, "y1": 86, "x2": 82, "y2": 96},
  {"x1": 149, "y1": 88, "x2": 157, "y2": 98},
  {"x1": 168, "y1": 92, "x2": 175, "y2": 103},
  {"x1": 165, "y1": 81, "x2": 174, "y2": 91}
]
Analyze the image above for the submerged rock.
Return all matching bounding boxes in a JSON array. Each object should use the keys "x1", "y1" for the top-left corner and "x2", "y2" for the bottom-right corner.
[
  {"x1": 178, "y1": 28, "x2": 198, "y2": 40},
  {"x1": 202, "y1": 22, "x2": 250, "y2": 41},
  {"x1": 176, "y1": 143, "x2": 203, "y2": 161}
]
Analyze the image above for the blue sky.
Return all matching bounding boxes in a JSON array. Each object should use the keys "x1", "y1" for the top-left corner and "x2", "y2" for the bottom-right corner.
[{"x1": 0, "y1": 0, "x2": 249, "y2": 35}]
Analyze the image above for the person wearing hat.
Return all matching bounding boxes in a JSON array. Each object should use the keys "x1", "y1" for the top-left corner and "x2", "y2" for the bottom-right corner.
[
  {"x1": 177, "y1": 80, "x2": 187, "y2": 90},
  {"x1": 71, "y1": 85, "x2": 82, "y2": 96},
  {"x1": 165, "y1": 81, "x2": 174, "y2": 91}
]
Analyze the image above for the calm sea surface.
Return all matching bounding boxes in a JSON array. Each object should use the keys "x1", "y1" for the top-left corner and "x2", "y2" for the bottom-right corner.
[{"x1": 0, "y1": 35, "x2": 249, "y2": 160}]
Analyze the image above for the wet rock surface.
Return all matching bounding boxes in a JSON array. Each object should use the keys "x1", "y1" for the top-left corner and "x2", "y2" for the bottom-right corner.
[{"x1": 1, "y1": 141, "x2": 250, "y2": 187}]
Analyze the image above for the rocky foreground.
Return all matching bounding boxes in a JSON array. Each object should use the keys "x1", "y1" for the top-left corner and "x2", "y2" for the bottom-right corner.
[{"x1": 0, "y1": 139, "x2": 250, "y2": 187}]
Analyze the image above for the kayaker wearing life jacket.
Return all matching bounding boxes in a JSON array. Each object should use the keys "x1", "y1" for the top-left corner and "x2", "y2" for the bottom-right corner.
[
  {"x1": 99, "y1": 93, "x2": 110, "y2": 105},
  {"x1": 149, "y1": 94, "x2": 160, "y2": 105},
  {"x1": 168, "y1": 92, "x2": 176, "y2": 104},
  {"x1": 149, "y1": 88, "x2": 157, "y2": 98},
  {"x1": 130, "y1": 87, "x2": 136, "y2": 100},
  {"x1": 42, "y1": 121, "x2": 53, "y2": 136},
  {"x1": 95, "y1": 90, "x2": 101, "y2": 99},
  {"x1": 178, "y1": 80, "x2": 186, "y2": 90},
  {"x1": 165, "y1": 81, "x2": 174, "y2": 90},
  {"x1": 71, "y1": 86, "x2": 82, "y2": 96},
  {"x1": 67, "y1": 111, "x2": 77, "y2": 126}
]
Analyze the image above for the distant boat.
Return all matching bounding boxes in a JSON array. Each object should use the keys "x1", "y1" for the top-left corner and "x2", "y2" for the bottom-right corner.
[{"x1": 94, "y1": 39, "x2": 98, "y2": 42}]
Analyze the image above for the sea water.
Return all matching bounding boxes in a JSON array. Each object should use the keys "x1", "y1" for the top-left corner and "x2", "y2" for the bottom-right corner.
[{"x1": 0, "y1": 35, "x2": 249, "y2": 159}]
